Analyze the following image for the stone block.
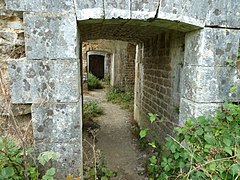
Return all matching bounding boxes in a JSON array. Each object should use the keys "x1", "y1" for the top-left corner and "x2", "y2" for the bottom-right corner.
[
  {"x1": 8, "y1": 59, "x2": 81, "y2": 103},
  {"x1": 75, "y1": 0, "x2": 104, "y2": 20},
  {"x1": 157, "y1": 0, "x2": 207, "y2": 27},
  {"x1": 31, "y1": 102, "x2": 82, "y2": 143},
  {"x1": 206, "y1": 0, "x2": 240, "y2": 28},
  {"x1": 131, "y1": 0, "x2": 159, "y2": 20},
  {"x1": 35, "y1": 142, "x2": 82, "y2": 179},
  {"x1": 179, "y1": 98, "x2": 222, "y2": 125},
  {"x1": 182, "y1": 66, "x2": 240, "y2": 102},
  {"x1": 24, "y1": 12, "x2": 78, "y2": 59},
  {"x1": 5, "y1": 0, "x2": 74, "y2": 13},
  {"x1": 185, "y1": 28, "x2": 240, "y2": 66},
  {"x1": 104, "y1": 0, "x2": 130, "y2": 19}
]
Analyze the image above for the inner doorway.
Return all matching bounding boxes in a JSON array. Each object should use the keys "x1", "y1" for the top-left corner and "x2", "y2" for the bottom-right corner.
[{"x1": 89, "y1": 55, "x2": 104, "y2": 79}]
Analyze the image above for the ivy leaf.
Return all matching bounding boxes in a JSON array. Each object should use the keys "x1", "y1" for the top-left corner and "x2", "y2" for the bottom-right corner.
[
  {"x1": 170, "y1": 144, "x2": 177, "y2": 153},
  {"x1": 223, "y1": 147, "x2": 232, "y2": 156},
  {"x1": 101, "y1": 177, "x2": 108, "y2": 180},
  {"x1": 38, "y1": 151, "x2": 60, "y2": 166},
  {"x1": 209, "y1": 162, "x2": 217, "y2": 171},
  {"x1": 230, "y1": 164, "x2": 240, "y2": 175},
  {"x1": 1, "y1": 167, "x2": 15, "y2": 178},
  {"x1": 223, "y1": 138, "x2": 232, "y2": 146},
  {"x1": 148, "y1": 113, "x2": 157, "y2": 123},
  {"x1": 204, "y1": 133, "x2": 214, "y2": 144},
  {"x1": 164, "y1": 165, "x2": 171, "y2": 172},
  {"x1": 195, "y1": 128, "x2": 203, "y2": 136},
  {"x1": 230, "y1": 86, "x2": 237, "y2": 92},
  {"x1": 139, "y1": 129, "x2": 148, "y2": 139},
  {"x1": 225, "y1": 59, "x2": 235, "y2": 63},
  {"x1": 174, "y1": 153, "x2": 179, "y2": 160},
  {"x1": 149, "y1": 156, "x2": 157, "y2": 164},
  {"x1": 45, "y1": 168, "x2": 55, "y2": 176},
  {"x1": 89, "y1": 168, "x2": 95, "y2": 176},
  {"x1": 148, "y1": 141, "x2": 156, "y2": 148}
]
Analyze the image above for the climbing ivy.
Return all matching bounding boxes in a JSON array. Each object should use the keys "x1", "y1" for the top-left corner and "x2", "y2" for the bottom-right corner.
[{"x1": 141, "y1": 103, "x2": 240, "y2": 179}]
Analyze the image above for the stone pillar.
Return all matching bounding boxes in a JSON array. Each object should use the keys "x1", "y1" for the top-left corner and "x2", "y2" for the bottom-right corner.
[
  {"x1": 180, "y1": 28, "x2": 240, "y2": 124},
  {"x1": 7, "y1": 12, "x2": 82, "y2": 178}
]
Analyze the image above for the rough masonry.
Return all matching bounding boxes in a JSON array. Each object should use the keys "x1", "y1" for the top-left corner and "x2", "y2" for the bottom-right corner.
[{"x1": 1, "y1": 0, "x2": 240, "y2": 178}]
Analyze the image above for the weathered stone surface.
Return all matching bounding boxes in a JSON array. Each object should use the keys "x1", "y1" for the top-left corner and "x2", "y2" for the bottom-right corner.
[
  {"x1": 24, "y1": 12, "x2": 78, "y2": 59},
  {"x1": 206, "y1": 0, "x2": 240, "y2": 28},
  {"x1": 104, "y1": 0, "x2": 130, "y2": 19},
  {"x1": 35, "y1": 142, "x2": 82, "y2": 179},
  {"x1": 31, "y1": 102, "x2": 81, "y2": 143},
  {"x1": 132, "y1": 0, "x2": 207, "y2": 27},
  {"x1": 185, "y1": 28, "x2": 240, "y2": 66},
  {"x1": 8, "y1": 59, "x2": 80, "y2": 103},
  {"x1": 75, "y1": 0, "x2": 104, "y2": 20},
  {"x1": 5, "y1": 0, "x2": 74, "y2": 13},
  {"x1": 182, "y1": 66, "x2": 240, "y2": 102},
  {"x1": 179, "y1": 98, "x2": 222, "y2": 125},
  {"x1": 76, "y1": 0, "x2": 206, "y2": 27}
]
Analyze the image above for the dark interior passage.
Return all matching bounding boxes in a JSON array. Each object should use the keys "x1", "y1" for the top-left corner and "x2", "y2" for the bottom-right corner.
[{"x1": 89, "y1": 55, "x2": 104, "y2": 79}]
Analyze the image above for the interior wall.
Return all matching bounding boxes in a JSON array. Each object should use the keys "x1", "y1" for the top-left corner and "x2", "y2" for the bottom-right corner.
[{"x1": 135, "y1": 32, "x2": 185, "y2": 139}]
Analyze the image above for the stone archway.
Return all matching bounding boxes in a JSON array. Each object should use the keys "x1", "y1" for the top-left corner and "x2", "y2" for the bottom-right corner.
[{"x1": 4, "y1": 0, "x2": 240, "y2": 178}]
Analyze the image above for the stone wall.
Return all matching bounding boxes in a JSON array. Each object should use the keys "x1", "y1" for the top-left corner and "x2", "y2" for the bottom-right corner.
[
  {"x1": 0, "y1": 0, "x2": 30, "y2": 115},
  {"x1": 180, "y1": 28, "x2": 240, "y2": 124},
  {"x1": 2, "y1": 0, "x2": 240, "y2": 178},
  {"x1": 82, "y1": 39, "x2": 136, "y2": 92},
  {"x1": 135, "y1": 32, "x2": 185, "y2": 138}
]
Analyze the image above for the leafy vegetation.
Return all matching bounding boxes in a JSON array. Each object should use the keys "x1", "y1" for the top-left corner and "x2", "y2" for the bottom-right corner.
[
  {"x1": 0, "y1": 136, "x2": 60, "y2": 180},
  {"x1": 88, "y1": 73, "x2": 102, "y2": 90},
  {"x1": 83, "y1": 100, "x2": 104, "y2": 120},
  {"x1": 141, "y1": 103, "x2": 240, "y2": 179},
  {"x1": 106, "y1": 86, "x2": 134, "y2": 111},
  {"x1": 84, "y1": 165, "x2": 116, "y2": 180}
]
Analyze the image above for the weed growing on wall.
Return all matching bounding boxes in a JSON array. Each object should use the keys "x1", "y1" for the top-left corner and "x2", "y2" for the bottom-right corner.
[{"x1": 140, "y1": 104, "x2": 240, "y2": 179}]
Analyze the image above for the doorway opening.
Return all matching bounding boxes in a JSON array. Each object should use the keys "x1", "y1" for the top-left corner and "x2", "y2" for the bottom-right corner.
[{"x1": 88, "y1": 55, "x2": 104, "y2": 79}]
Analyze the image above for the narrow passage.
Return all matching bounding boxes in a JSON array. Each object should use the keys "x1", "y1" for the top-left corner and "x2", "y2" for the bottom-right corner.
[{"x1": 83, "y1": 89, "x2": 147, "y2": 180}]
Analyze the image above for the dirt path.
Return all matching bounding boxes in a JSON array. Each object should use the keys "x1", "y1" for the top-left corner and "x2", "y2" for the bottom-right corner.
[{"x1": 83, "y1": 89, "x2": 147, "y2": 180}]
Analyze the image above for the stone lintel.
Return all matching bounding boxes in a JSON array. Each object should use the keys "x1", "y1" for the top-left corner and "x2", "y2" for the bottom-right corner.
[{"x1": 8, "y1": 59, "x2": 81, "y2": 103}]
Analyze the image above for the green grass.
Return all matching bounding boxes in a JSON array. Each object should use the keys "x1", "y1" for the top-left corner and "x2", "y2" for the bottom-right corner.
[
  {"x1": 106, "y1": 86, "x2": 134, "y2": 111},
  {"x1": 83, "y1": 100, "x2": 104, "y2": 120},
  {"x1": 87, "y1": 73, "x2": 102, "y2": 90}
]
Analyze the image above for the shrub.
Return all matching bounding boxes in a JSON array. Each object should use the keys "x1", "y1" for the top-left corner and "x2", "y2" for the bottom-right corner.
[
  {"x1": 87, "y1": 73, "x2": 102, "y2": 90},
  {"x1": 106, "y1": 86, "x2": 133, "y2": 111},
  {"x1": 83, "y1": 100, "x2": 104, "y2": 120},
  {"x1": 0, "y1": 136, "x2": 59, "y2": 180},
  {"x1": 0, "y1": 136, "x2": 38, "y2": 179},
  {"x1": 141, "y1": 103, "x2": 240, "y2": 179}
]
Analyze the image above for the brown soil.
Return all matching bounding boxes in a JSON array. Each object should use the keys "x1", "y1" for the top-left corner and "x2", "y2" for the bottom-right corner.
[{"x1": 83, "y1": 89, "x2": 147, "y2": 180}]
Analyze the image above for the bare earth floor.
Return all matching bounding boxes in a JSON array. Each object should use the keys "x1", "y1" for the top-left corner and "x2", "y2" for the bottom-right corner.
[{"x1": 83, "y1": 89, "x2": 147, "y2": 180}]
